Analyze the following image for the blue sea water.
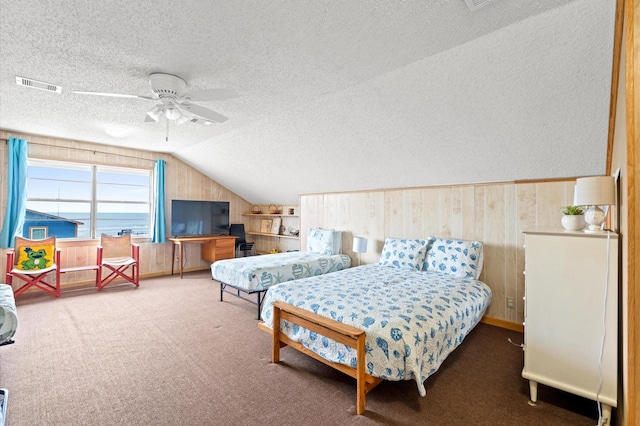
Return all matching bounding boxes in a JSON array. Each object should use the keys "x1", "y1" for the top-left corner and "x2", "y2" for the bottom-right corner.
[{"x1": 56, "y1": 212, "x2": 149, "y2": 238}]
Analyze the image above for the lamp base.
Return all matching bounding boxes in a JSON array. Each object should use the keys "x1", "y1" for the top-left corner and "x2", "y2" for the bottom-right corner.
[
  {"x1": 584, "y1": 227, "x2": 608, "y2": 234},
  {"x1": 583, "y1": 205, "x2": 606, "y2": 233}
]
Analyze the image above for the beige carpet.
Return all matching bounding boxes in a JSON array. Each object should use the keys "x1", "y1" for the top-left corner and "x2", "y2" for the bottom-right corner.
[{"x1": 1, "y1": 271, "x2": 604, "y2": 425}]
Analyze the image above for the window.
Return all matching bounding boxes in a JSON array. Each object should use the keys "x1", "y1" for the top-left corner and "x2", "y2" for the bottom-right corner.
[
  {"x1": 25, "y1": 159, "x2": 151, "y2": 239},
  {"x1": 28, "y1": 226, "x2": 48, "y2": 239}
]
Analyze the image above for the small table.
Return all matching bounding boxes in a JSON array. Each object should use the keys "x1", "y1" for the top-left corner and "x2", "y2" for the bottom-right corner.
[{"x1": 169, "y1": 236, "x2": 237, "y2": 278}]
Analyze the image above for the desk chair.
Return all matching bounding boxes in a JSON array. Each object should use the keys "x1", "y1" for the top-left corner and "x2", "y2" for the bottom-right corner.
[
  {"x1": 96, "y1": 233, "x2": 139, "y2": 290},
  {"x1": 229, "y1": 224, "x2": 255, "y2": 257},
  {"x1": 5, "y1": 236, "x2": 61, "y2": 297}
]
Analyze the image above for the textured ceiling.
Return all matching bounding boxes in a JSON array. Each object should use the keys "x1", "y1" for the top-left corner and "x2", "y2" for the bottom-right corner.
[{"x1": 0, "y1": 0, "x2": 616, "y2": 204}]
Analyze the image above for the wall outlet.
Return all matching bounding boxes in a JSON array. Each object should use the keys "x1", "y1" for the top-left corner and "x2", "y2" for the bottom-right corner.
[{"x1": 507, "y1": 297, "x2": 515, "y2": 309}]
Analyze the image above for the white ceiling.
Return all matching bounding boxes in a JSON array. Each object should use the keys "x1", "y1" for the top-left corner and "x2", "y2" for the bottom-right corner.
[{"x1": 0, "y1": 0, "x2": 616, "y2": 204}]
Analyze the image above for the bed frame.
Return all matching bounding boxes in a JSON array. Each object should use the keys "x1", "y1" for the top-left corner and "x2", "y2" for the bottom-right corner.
[
  {"x1": 218, "y1": 281, "x2": 266, "y2": 319},
  {"x1": 258, "y1": 301, "x2": 383, "y2": 415}
]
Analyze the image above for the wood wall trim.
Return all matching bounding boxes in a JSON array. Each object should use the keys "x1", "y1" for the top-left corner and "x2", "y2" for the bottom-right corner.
[
  {"x1": 609, "y1": 0, "x2": 626, "y2": 176},
  {"x1": 625, "y1": 0, "x2": 638, "y2": 423},
  {"x1": 299, "y1": 177, "x2": 583, "y2": 198},
  {"x1": 481, "y1": 316, "x2": 523, "y2": 333}
]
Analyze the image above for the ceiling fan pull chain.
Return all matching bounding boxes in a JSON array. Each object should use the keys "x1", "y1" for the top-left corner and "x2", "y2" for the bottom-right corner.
[{"x1": 166, "y1": 118, "x2": 169, "y2": 142}]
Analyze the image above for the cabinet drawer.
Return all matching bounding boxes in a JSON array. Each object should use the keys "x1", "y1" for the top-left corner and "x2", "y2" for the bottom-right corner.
[{"x1": 216, "y1": 239, "x2": 235, "y2": 249}]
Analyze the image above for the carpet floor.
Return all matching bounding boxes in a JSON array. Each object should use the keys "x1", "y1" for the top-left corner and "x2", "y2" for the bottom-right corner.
[{"x1": 0, "y1": 270, "x2": 606, "y2": 425}]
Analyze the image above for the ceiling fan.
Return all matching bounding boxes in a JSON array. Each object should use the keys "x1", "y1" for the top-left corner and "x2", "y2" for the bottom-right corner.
[{"x1": 74, "y1": 73, "x2": 238, "y2": 126}]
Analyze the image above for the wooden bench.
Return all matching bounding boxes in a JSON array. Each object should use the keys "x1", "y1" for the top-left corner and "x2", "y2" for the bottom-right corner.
[{"x1": 60, "y1": 265, "x2": 100, "y2": 286}]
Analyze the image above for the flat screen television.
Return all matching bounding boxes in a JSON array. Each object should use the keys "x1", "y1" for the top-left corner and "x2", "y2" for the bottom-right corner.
[{"x1": 170, "y1": 200, "x2": 230, "y2": 237}]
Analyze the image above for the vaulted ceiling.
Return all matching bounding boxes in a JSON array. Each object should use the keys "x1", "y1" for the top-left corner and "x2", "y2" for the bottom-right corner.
[{"x1": 0, "y1": 0, "x2": 616, "y2": 204}]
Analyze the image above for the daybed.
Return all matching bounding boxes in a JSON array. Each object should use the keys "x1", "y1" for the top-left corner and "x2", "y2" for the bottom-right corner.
[
  {"x1": 211, "y1": 228, "x2": 351, "y2": 318},
  {"x1": 259, "y1": 237, "x2": 491, "y2": 414}
]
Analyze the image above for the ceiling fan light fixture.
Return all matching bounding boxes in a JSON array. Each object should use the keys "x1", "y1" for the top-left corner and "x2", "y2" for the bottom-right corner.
[
  {"x1": 146, "y1": 105, "x2": 164, "y2": 122},
  {"x1": 175, "y1": 115, "x2": 190, "y2": 125},
  {"x1": 164, "y1": 105, "x2": 182, "y2": 120}
]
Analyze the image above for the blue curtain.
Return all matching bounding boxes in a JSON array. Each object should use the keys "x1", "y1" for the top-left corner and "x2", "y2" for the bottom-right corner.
[
  {"x1": 152, "y1": 159, "x2": 166, "y2": 243},
  {"x1": 0, "y1": 137, "x2": 28, "y2": 248}
]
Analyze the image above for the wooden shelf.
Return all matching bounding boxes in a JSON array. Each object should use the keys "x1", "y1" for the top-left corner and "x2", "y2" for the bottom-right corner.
[
  {"x1": 243, "y1": 213, "x2": 299, "y2": 217},
  {"x1": 246, "y1": 231, "x2": 299, "y2": 240}
]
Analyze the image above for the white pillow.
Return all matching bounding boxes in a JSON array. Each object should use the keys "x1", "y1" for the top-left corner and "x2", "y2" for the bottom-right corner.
[
  {"x1": 424, "y1": 237, "x2": 484, "y2": 279},
  {"x1": 307, "y1": 228, "x2": 336, "y2": 254},
  {"x1": 379, "y1": 237, "x2": 430, "y2": 271}
]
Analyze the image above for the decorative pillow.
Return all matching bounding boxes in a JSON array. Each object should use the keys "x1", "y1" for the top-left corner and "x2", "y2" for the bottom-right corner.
[
  {"x1": 379, "y1": 238, "x2": 430, "y2": 271},
  {"x1": 307, "y1": 228, "x2": 336, "y2": 255},
  {"x1": 15, "y1": 243, "x2": 55, "y2": 271},
  {"x1": 424, "y1": 237, "x2": 484, "y2": 279}
]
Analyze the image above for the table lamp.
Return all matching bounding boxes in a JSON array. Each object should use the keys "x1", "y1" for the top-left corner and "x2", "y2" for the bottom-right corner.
[
  {"x1": 352, "y1": 236, "x2": 368, "y2": 266},
  {"x1": 574, "y1": 176, "x2": 615, "y2": 233}
]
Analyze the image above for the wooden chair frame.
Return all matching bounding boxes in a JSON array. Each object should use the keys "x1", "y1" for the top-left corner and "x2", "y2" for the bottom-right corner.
[
  {"x1": 96, "y1": 234, "x2": 140, "y2": 291},
  {"x1": 5, "y1": 239, "x2": 61, "y2": 297},
  {"x1": 258, "y1": 301, "x2": 382, "y2": 415}
]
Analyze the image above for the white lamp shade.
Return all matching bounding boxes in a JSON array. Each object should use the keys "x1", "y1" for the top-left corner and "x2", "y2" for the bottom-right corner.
[
  {"x1": 146, "y1": 105, "x2": 164, "y2": 122},
  {"x1": 352, "y1": 237, "x2": 368, "y2": 254},
  {"x1": 574, "y1": 176, "x2": 615, "y2": 206}
]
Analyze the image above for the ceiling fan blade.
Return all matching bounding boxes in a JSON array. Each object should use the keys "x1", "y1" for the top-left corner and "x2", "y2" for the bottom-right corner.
[
  {"x1": 184, "y1": 88, "x2": 239, "y2": 101},
  {"x1": 179, "y1": 102, "x2": 228, "y2": 123},
  {"x1": 73, "y1": 90, "x2": 155, "y2": 100}
]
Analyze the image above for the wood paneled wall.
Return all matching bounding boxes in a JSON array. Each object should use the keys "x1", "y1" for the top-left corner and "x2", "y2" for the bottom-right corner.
[
  {"x1": 300, "y1": 180, "x2": 576, "y2": 326},
  {"x1": 0, "y1": 130, "x2": 251, "y2": 287}
]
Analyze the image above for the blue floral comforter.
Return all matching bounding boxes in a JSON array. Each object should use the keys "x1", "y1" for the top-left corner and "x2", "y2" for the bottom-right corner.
[
  {"x1": 261, "y1": 263, "x2": 492, "y2": 396},
  {"x1": 211, "y1": 251, "x2": 351, "y2": 292}
]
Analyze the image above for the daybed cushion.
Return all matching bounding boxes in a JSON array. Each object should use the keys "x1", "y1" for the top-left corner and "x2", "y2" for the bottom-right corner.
[{"x1": 212, "y1": 251, "x2": 351, "y2": 292}]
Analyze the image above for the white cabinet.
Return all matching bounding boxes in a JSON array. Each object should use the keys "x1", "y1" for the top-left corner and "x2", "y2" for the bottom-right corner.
[{"x1": 522, "y1": 230, "x2": 618, "y2": 425}]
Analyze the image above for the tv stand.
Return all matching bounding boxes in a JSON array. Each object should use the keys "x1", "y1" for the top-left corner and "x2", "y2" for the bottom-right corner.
[{"x1": 169, "y1": 235, "x2": 237, "y2": 278}]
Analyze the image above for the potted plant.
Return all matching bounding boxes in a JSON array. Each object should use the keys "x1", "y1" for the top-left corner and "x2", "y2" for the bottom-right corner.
[{"x1": 561, "y1": 206, "x2": 586, "y2": 230}]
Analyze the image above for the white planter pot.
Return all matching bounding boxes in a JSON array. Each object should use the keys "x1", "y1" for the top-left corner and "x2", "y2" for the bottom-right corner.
[{"x1": 561, "y1": 214, "x2": 586, "y2": 231}]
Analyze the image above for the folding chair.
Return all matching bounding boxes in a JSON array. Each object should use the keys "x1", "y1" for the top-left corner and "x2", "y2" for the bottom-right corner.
[
  {"x1": 5, "y1": 236, "x2": 61, "y2": 297},
  {"x1": 96, "y1": 233, "x2": 139, "y2": 291}
]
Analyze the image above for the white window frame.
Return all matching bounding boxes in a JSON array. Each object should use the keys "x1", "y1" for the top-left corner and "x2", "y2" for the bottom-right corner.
[{"x1": 26, "y1": 159, "x2": 152, "y2": 240}]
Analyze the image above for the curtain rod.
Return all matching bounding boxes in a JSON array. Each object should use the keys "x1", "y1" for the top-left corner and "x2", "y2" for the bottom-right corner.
[{"x1": 1, "y1": 138, "x2": 158, "y2": 164}]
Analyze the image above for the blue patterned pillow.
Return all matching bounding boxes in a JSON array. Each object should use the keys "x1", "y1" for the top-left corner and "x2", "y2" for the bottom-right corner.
[
  {"x1": 307, "y1": 228, "x2": 336, "y2": 254},
  {"x1": 424, "y1": 237, "x2": 484, "y2": 279},
  {"x1": 379, "y1": 238, "x2": 430, "y2": 271}
]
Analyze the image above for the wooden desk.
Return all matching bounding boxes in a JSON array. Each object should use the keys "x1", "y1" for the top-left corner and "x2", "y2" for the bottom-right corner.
[{"x1": 169, "y1": 235, "x2": 237, "y2": 278}]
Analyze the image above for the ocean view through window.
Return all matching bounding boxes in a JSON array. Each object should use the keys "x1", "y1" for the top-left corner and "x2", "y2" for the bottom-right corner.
[{"x1": 25, "y1": 159, "x2": 151, "y2": 239}]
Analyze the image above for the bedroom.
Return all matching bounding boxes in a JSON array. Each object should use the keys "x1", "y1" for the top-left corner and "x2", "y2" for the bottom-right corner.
[{"x1": 0, "y1": 0, "x2": 638, "y2": 425}]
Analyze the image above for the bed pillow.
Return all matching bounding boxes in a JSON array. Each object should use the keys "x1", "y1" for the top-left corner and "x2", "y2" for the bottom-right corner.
[
  {"x1": 424, "y1": 237, "x2": 484, "y2": 279},
  {"x1": 379, "y1": 238, "x2": 430, "y2": 271},
  {"x1": 307, "y1": 228, "x2": 336, "y2": 255}
]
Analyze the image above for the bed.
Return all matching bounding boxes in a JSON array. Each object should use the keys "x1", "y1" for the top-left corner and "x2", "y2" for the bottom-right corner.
[
  {"x1": 211, "y1": 228, "x2": 351, "y2": 318},
  {"x1": 258, "y1": 237, "x2": 491, "y2": 414},
  {"x1": 0, "y1": 284, "x2": 17, "y2": 346}
]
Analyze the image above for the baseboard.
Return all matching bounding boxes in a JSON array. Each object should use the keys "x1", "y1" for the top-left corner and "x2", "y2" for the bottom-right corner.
[{"x1": 481, "y1": 316, "x2": 523, "y2": 333}]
